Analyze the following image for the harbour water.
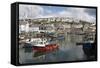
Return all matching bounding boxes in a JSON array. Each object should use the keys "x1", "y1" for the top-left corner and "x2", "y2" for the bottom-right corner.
[{"x1": 19, "y1": 33, "x2": 91, "y2": 64}]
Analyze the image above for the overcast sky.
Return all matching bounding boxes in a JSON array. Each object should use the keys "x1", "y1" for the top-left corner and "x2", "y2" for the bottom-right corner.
[{"x1": 19, "y1": 4, "x2": 96, "y2": 22}]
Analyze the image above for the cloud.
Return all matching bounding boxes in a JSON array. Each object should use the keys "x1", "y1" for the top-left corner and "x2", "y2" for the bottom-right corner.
[
  {"x1": 41, "y1": 8, "x2": 96, "y2": 22},
  {"x1": 84, "y1": 8, "x2": 96, "y2": 17},
  {"x1": 19, "y1": 4, "x2": 44, "y2": 19},
  {"x1": 19, "y1": 5, "x2": 96, "y2": 23},
  {"x1": 66, "y1": 8, "x2": 96, "y2": 22}
]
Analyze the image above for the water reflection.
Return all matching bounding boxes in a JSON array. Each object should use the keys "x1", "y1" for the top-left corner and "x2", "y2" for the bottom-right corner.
[{"x1": 19, "y1": 34, "x2": 95, "y2": 64}]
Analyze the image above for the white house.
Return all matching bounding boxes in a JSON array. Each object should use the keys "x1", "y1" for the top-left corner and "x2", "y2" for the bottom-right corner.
[{"x1": 19, "y1": 22, "x2": 30, "y2": 32}]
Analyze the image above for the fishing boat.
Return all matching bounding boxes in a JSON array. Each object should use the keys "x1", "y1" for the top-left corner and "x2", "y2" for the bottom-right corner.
[
  {"x1": 76, "y1": 34, "x2": 96, "y2": 57},
  {"x1": 29, "y1": 38, "x2": 59, "y2": 52}
]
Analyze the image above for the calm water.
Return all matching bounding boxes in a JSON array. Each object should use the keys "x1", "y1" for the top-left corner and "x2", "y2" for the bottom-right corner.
[{"x1": 19, "y1": 34, "x2": 88, "y2": 64}]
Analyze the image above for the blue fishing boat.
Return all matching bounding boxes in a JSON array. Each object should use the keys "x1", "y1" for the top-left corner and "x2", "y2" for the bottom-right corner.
[{"x1": 57, "y1": 35, "x2": 65, "y2": 40}]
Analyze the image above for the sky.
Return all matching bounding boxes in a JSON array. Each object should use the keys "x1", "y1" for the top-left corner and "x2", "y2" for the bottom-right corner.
[{"x1": 19, "y1": 4, "x2": 96, "y2": 23}]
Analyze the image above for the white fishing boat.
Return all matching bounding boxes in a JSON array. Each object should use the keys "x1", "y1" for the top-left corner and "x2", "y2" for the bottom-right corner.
[{"x1": 25, "y1": 38, "x2": 59, "y2": 51}]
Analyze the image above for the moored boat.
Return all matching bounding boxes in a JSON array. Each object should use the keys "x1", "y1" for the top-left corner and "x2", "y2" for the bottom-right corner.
[
  {"x1": 76, "y1": 34, "x2": 96, "y2": 57},
  {"x1": 29, "y1": 38, "x2": 59, "y2": 52}
]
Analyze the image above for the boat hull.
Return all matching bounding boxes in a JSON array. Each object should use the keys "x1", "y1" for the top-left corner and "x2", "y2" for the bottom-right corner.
[{"x1": 32, "y1": 44, "x2": 59, "y2": 52}]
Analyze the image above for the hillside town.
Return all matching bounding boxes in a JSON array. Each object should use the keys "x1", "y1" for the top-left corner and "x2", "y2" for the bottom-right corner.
[{"x1": 19, "y1": 17, "x2": 96, "y2": 44}]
